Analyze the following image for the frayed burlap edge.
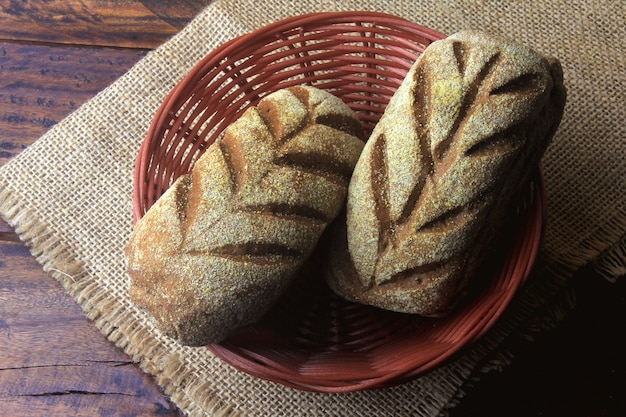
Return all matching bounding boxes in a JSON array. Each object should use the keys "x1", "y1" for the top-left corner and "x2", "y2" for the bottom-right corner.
[
  {"x1": 444, "y1": 205, "x2": 626, "y2": 411},
  {"x1": 445, "y1": 211, "x2": 626, "y2": 412},
  {"x1": 595, "y1": 237, "x2": 626, "y2": 282},
  {"x1": 556, "y1": 202, "x2": 626, "y2": 283},
  {"x1": 591, "y1": 214, "x2": 626, "y2": 282},
  {"x1": 0, "y1": 186, "x2": 240, "y2": 417},
  {"x1": 442, "y1": 260, "x2": 580, "y2": 414}
]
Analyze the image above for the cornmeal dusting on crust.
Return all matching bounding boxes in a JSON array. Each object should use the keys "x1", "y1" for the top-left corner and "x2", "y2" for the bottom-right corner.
[
  {"x1": 327, "y1": 30, "x2": 566, "y2": 316},
  {"x1": 126, "y1": 86, "x2": 364, "y2": 346}
]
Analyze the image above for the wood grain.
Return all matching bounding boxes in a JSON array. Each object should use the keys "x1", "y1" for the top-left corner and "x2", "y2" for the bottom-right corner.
[
  {"x1": 0, "y1": 1, "x2": 210, "y2": 415},
  {"x1": 0, "y1": 41, "x2": 148, "y2": 166},
  {"x1": 0, "y1": 0, "x2": 213, "y2": 48},
  {"x1": 0, "y1": 239, "x2": 181, "y2": 416}
]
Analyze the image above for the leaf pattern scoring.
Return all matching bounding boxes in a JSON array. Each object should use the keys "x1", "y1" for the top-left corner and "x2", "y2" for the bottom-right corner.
[
  {"x1": 343, "y1": 31, "x2": 566, "y2": 315},
  {"x1": 126, "y1": 86, "x2": 365, "y2": 344}
]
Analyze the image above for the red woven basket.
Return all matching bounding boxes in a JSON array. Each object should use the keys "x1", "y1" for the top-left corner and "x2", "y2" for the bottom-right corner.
[{"x1": 133, "y1": 11, "x2": 546, "y2": 393}]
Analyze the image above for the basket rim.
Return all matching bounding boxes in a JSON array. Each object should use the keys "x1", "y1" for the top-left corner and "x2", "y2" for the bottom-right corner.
[{"x1": 132, "y1": 11, "x2": 545, "y2": 393}]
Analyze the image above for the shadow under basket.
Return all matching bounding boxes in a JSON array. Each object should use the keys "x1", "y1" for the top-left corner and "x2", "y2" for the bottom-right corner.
[{"x1": 133, "y1": 11, "x2": 546, "y2": 393}]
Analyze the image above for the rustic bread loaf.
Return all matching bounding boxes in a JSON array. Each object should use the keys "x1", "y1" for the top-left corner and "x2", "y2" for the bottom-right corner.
[
  {"x1": 126, "y1": 86, "x2": 364, "y2": 346},
  {"x1": 326, "y1": 31, "x2": 566, "y2": 315}
]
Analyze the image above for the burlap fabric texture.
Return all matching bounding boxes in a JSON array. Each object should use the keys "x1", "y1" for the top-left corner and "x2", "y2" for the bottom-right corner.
[{"x1": 0, "y1": 1, "x2": 624, "y2": 416}]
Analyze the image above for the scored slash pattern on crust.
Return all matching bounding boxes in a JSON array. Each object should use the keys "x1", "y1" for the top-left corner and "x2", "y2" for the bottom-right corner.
[
  {"x1": 363, "y1": 39, "x2": 551, "y2": 287},
  {"x1": 180, "y1": 88, "x2": 362, "y2": 264}
]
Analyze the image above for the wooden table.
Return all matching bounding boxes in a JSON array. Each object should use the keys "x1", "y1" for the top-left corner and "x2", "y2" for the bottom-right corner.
[{"x1": 1, "y1": 2, "x2": 624, "y2": 416}]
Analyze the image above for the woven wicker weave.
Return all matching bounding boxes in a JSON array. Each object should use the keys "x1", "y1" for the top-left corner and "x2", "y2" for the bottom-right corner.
[{"x1": 133, "y1": 11, "x2": 545, "y2": 393}]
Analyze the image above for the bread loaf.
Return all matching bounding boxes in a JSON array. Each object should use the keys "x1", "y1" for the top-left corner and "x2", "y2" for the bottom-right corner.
[
  {"x1": 126, "y1": 86, "x2": 364, "y2": 345},
  {"x1": 326, "y1": 31, "x2": 566, "y2": 315}
]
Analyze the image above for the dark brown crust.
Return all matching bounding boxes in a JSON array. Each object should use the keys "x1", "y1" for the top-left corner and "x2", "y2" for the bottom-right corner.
[
  {"x1": 126, "y1": 86, "x2": 364, "y2": 345},
  {"x1": 328, "y1": 30, "x2": 566, "y2": 315}
]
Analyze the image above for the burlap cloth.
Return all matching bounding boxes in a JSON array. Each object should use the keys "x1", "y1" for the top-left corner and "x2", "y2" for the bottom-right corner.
[{"x1": 0, "y1": 1, "x2": 624, "y2": 416}]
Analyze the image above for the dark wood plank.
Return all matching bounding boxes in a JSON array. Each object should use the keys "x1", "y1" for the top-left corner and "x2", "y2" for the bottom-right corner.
[
  {"x1": 0, "y1": 41, "x2": 148, "y2": 166},
  {"x1": 0, "y1": 0, "x2": 213, "y2": 49},
  {"x1": 0, "y1": 218, "x2": 18, "y2": 241},
  {"x1": 0, "y1": 2, "x2": 209, "y2": 415},
  {"x1": 0, "y1": 238, "x2": 182, "y2": 417}
]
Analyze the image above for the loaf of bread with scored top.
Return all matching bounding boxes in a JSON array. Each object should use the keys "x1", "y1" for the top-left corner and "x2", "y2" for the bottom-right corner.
[
  {"x1": 126, "y1": 86, "x2": 364, "y2": 346},
  {"x1": 326, "y1": 31, "x2": 566, "y2": 315}
]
